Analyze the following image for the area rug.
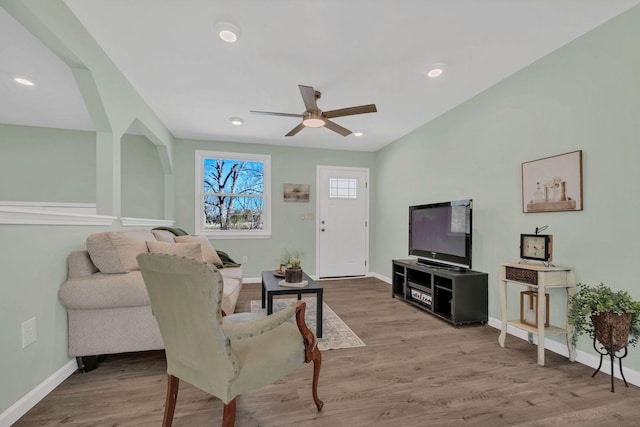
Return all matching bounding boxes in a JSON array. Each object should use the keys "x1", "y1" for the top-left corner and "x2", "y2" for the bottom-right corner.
[{"x1": 250, "y1": 298, "x2": 365, "y2": 351}]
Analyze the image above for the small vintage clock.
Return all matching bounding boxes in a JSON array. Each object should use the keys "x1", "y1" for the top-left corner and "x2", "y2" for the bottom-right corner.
[{"x1": 520, "y1": 234, "x2": 553, "y2": 262}]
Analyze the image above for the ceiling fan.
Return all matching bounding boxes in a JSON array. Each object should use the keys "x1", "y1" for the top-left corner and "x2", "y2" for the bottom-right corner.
[{"x1": 250, "y1": 84, "x2": 377, "y2": 137}]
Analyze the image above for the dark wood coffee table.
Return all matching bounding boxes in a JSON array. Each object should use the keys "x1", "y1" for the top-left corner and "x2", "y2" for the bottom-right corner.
[{"x1": 261, "y1": 271, "x2": 323, "y2": 338}]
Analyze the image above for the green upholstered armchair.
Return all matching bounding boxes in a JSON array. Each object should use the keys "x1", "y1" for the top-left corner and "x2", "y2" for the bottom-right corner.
[{"x1": 137, "y1": 253, "x2": 323, "y2": 427}]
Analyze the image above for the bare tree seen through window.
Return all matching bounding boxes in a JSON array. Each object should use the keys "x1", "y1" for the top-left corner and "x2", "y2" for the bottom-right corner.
[{"x1": 203, "y1": 159, "x2": 264, "y2": 230}]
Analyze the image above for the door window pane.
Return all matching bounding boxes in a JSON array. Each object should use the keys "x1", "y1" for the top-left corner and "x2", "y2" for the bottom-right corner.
[{"x1": 329, "y1": 178, "x2": 357, "y2": 199}]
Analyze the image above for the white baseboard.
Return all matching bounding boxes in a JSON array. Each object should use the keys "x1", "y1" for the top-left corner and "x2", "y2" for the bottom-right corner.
[
  {"x1": 0, "y1": 359, "x2": 77, "y2": 426},
  {"x1": 369, "y1": 272, "x2": 391, "y2": 283}
]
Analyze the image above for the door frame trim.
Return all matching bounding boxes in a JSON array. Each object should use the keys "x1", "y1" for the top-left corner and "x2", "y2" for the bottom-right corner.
[{"x1": 315, "y1": 165, "x2": 370, "y2": 278}]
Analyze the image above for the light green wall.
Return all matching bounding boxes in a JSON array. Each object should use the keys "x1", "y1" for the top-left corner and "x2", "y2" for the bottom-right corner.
[
  {"x1": 372, "y1": 5, "x2": 640, "y2": 367},
  {"x1": 0, "y1": 125, "x2": 168, "y2": 414},
  {"x1": 121, "y1": 134, "x2": 165, "y2": 219},
  {"x1": 0, "y1": 225, "x2": 109, "y2": 414},
  {"x1": 173, "y1": 138, "x2": 376, "y2": 278},
  {"x1": 0, "y1": 124, "x2": 95, "y2": 202},
  {"x1": 0, "y1": 125, "x2": 167, "y2": 217}
]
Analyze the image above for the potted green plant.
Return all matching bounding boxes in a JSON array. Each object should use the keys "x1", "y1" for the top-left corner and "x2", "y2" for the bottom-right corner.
[
  {"x1": 284, "y1": 256, "x2": 302, "y2": 283},
  {"x1": 280, "y1": 251, "x2": 303, "y2": 283},
  {"x1": 568, "y1": 283, "x2": 640, "y2": 351}
]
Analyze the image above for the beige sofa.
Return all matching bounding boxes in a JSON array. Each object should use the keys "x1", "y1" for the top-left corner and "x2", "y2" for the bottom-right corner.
[{"x1": 58, "y1": 229, "x2": 242, "y2": 371}]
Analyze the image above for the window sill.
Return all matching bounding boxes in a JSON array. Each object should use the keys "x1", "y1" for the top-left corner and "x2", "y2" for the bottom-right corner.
[{"x1": 201, "y1": 231, "x2": 272, "y2": 240}]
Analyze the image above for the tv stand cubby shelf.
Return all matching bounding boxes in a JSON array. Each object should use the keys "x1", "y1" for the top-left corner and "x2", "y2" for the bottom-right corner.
[{"x1": 392, "y1": 259, "x2": 488, "y2": 325}]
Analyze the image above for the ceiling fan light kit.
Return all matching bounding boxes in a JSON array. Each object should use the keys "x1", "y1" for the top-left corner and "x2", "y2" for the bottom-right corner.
[
  {"x1": 302, "y1": 112, "x2": 325, "y2": 128},
  {"x1": 250, "y1": 84, "x2": 377, "y2": 137}
]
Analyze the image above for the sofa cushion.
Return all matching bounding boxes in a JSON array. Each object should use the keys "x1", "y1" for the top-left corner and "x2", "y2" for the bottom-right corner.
[
  {"x1": 68, "y1": 251, "x2": 99, "y2": 278},
  {"x1": 174, "y1": 235, "x2": 223, "y2": 266},
  {"x1": 59, "y1": 271, "x2": 151, "y2": 310},
  {"x1": 147, "y1": 241, "x2": 204, "y2": 262},
  {"x1": 151, "y1": 229, "x2": 176, "y2": 243},
  {"x1": 87, "y1": 230, "x2": 156, "y2": 274}
]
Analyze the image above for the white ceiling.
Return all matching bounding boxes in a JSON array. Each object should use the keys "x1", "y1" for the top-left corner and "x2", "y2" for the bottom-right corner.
[{"x1": 2, "y1": 1, "x2": 639, "y2": 151}]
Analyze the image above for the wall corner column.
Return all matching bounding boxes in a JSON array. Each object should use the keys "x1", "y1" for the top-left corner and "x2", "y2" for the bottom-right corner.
[
  {"x1": 164, "y1": 174, "x2": 175, "y2": 220},
  {"x1": 95, "y1": 131, "x2": 121, "y2": 217}
]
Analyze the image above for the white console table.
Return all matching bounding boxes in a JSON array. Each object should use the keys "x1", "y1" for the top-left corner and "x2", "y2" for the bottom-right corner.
[{"x1": 498, "y1": 262, "x2": 577, "y2": 366}]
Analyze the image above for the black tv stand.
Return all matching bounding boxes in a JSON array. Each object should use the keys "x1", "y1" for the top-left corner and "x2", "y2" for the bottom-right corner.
[
  {"x1": 392, "y1": 259, "x2": 488, "y2": 325},
  {"x1": 416, "y1": 258, "x2": 466, "y2": 272}
]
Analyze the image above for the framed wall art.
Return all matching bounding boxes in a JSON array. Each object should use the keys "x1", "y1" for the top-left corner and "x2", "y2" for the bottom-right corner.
[
  {"x1": 522, "y1": 150, "x2": 583, "y2": 213},
  {"x1": 283, "y1": 183, "x2": 310, "y2": 202}
]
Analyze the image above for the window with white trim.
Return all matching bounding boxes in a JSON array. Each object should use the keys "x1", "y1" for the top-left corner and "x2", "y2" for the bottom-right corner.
[{"x1": 195, "y1": 151, "x2": 271, "y2": 238}]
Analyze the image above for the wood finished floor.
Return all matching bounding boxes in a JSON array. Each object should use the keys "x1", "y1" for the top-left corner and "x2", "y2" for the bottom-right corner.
[{"x1": 15, "y1": 277, "x2": 640, "y2": 426}]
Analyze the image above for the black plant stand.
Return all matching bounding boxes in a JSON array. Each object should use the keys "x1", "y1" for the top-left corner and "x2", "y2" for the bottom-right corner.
[{"x1": 591, "y1": 327, "x2": 629, "y2": 393}]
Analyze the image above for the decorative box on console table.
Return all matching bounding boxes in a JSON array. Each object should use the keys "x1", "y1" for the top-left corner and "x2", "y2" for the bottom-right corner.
[{"x1": 498, "y1": 262, "x2": 577, "y2": 366}]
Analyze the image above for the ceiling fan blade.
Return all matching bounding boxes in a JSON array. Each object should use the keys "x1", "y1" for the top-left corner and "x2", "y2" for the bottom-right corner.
[
  {"x1": 285, "y1": 122, "x2": 306, "y2": 137},
  {"x1": 299, "y1": 85, "x2": 319, "y2": 112},
  {"x1": 250, "y1": 110, "x2": 302, "y2": 118},
  {"x1": 323, "y1": 104, "x2": 377, "y2": 119},
  {"x1": 324, "y1": 119, "x2": 352, "y2": 137}
]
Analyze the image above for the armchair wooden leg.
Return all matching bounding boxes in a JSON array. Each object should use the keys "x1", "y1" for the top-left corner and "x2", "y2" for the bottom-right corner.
[
  {"x1": 294, "y1": 301, "x2": 324, "y2": 412},
  {"x1": 163, "y1": 375, "x2": 179, "y2": 427},
  {"x1": 311, "y1": 346, "x2": 324, "y2": 411},
  {"x1": 222, "y1": 398, "x2": 237, "y2": 427}
]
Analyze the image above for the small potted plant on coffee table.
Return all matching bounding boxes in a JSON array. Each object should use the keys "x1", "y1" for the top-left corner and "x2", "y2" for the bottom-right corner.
[
  {"x1": 284, "y1": 256, "x2": 303, "y2": 283},
  {"x1": 568, "y1": 282, "x2": 640, "y2": 391}
]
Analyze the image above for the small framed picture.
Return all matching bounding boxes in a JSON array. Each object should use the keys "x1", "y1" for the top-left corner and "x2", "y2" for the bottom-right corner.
[
  {"x1": 283, "y1": 184, "x2": 310, "y2": 202},
  {"x1": 522, "y1": 150, "x2": 583, "y2": 213}
]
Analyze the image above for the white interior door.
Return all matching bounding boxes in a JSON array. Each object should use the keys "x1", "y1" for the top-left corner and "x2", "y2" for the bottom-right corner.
[{"x1": 317, "y1": 166, "x2": 369, "y2": 278}]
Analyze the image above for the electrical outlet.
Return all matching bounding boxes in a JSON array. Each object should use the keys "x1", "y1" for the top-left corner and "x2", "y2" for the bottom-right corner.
[
  {"x1": 242, "y1": 255, "x2": 248, "y2": 263},
  {"x1": 22, "y1": 317, "x2": 37, "y2": 348}
]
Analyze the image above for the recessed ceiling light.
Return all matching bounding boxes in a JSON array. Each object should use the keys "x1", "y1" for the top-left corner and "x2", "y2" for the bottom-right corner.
[
  {"x1": 426, "y1": 63, "x2": 446, "y2": 79},
  {"x1": 215, "y1": 22, "x2": 240, "y2": 43},
  {"x1": 427, "y1": 68, "x2": 443, "y2": 78},
  {"x1": 229, "y1": 117, "x2": 244, "y2": 126},
  {"x1": 11, "y1": 73, "x2": 34, "y2": 86},
  {"x1": 354, "y1": 131, "x2": 364, "y2": 137}
]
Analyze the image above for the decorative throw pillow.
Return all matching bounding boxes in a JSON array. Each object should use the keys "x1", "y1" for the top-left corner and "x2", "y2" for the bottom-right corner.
[
  {"x1": 151, "y1": 229, "x2": 176, "y2": 243},
  {"x1": 174, "y1": 235, "x2": 223, "y2": 266},
  {"x1": 87, "y1": 230, "x2": 156, "y2": 274},
  {"x1": 146, "y1": 241, "x2": 204, "y2": 262}
]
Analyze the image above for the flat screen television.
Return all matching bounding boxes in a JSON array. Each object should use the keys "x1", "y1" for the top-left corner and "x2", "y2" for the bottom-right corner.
[{"x1": 408, "y1": 199, "x2": 473, "y2": 270}]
